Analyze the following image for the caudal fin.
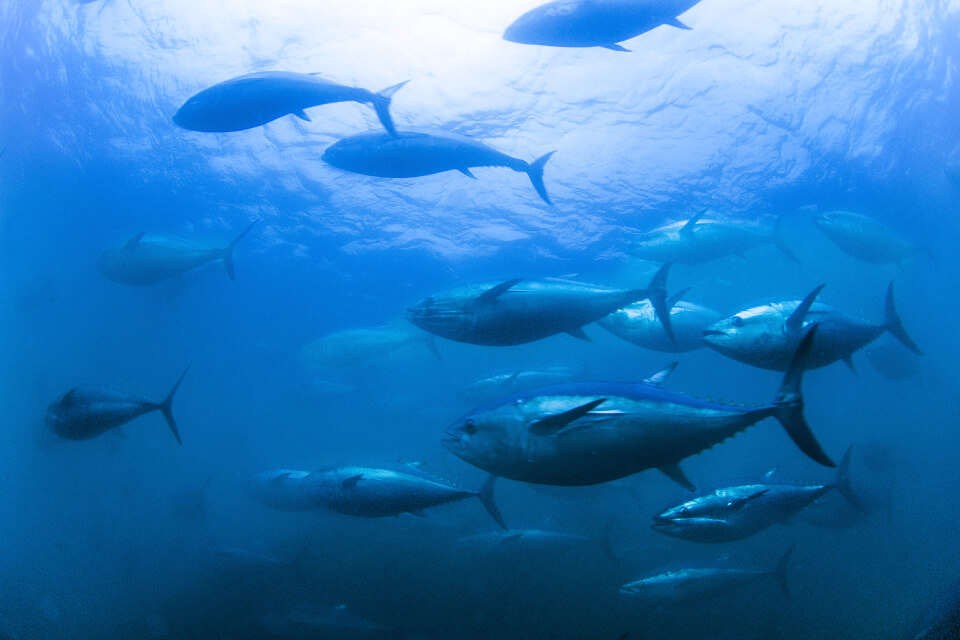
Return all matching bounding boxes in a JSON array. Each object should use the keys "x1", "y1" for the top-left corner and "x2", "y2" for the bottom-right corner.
[
  {"x1": 526, "y1": 151, "x2": 555, "y2": 205},
  {"x1": 832, "y1": 445, "x2": 863, "y2": 512},
  {"x1": 772, "y1": 545, "x2": 794, "y2": 597},
  {"x1": 882, "y1": 282, "x2": 923, "y2": 355},
  {"x1": 772, "y1": 325, "x2": 835, "y2": 467},
  {"x1": 477, "y1": 474, "x2": 507, "y2": 530},
  {"x1": 645, "y1": 263, "x2": 674, "y2": 343},
  {"x1": 772, "y1": 215, "x2": 801, "y2": 264},
  {"x1": 156, "y1": 365, "x2": 190, "y2": 445},
  {"x1": 371, "y1": 80, "x2": 409, "y2": 137},
  {"x1": 221, "y1": 219, "x2": 259, "y2": 281}
]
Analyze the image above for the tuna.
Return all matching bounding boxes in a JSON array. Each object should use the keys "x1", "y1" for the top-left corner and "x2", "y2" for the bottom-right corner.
[
  {"x1": 652, "y1": 446, "x2": 859, "y2": 543},
  {"x1": 814, "y1": 210, "x2": 930, "y2": 265},
  {"x1": 245, "y1": 466, "x2": 506, "y2": 528},
  {"x1": 173, "y1": 71, "x2": 407, "y2": 135},
  {"x1": 442, "y1": 326, "x2": 835, "y2": 489},
  {"x1": 458, "y1": 366, "x2": 582, "y2": 404},
  {"x1": 301, "y1": 327, "x2": 440, "y2": 369},
  {"x1": 907, "y1": 579, "x2": 960, "y2": 640},
  {"x1": 406, "y1": 264, "x2": 674, "y2": 346},
  {"x1": 322, "y1": 128, "x2": 555, "y2": 205},
  {"x1": 619, "y1": 546, "x2": 793, "y2": 604},
  {"x1": 96, "y1": 220, "x2": 258, "y2": 286},
  {"x1": 45, "y1": 366, "x2": 189, "y2": 444},
  {"x1": 597, "y1": 290, "x2": 721, "y2": 352},
  {"x1": 631, "y1": 212, "x2": 799, "y2": 264},
  {"x1": 503, "y1": 0, "x2": 703, "y2": 52},
  {"x1": 703, "y1": 283, "x2": 923, "y2": 371}
]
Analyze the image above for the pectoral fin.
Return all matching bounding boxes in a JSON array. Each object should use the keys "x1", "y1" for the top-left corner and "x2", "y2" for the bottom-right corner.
[
  {"x1": 341, "y1": 474, "x2": 363, "y2": 489},
  {"x1": 786, "y1": 284, "x2": 825, "y2": 332},
  {"x1": 599, "y1": 43, "x2": 630, "y2": 52},
  {"x1": 680, "y1": 210, "x2": 706, "y2": 236},
  {"x1": 644, "y1": 362, "x2": 678, "y2": 386},
  {"x1": 458, "y1": 168, "x2": 477, "y2": 179},
  {"x1": 476, "y1": 279, "x2": 522, "y2": 305},
  {"x1": 529, "y1": 398, "x2": 607, "y2": 436},
  {"x1": 292, "y1": 109, "x2": 311, "y2": 122},
  {"x1": 664, "y1": 17, "x2": 692, "y2": 30},
  {"x1": 658, "y1": 463, "x2": 695, "y2": 491},
  {"x1": 270, "y1": 472, "x2": 292, "y2": 489},
  {"x1": 727, "y1": 489, "x2": 769, "y2": 510},
  {"x1": 123, "y1": 232, "x2": 146, "y2": 252},
  {"x1": 566, "y1": 327, "x2": 592, "y2": 342}
]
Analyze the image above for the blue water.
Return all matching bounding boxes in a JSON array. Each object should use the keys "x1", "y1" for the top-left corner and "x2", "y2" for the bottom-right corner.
[{"x1": 2, "y1": 1, "x2": 959, "y2": 638}]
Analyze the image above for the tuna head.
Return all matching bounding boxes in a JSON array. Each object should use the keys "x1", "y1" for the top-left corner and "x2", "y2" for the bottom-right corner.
[
  {"x1": 443, "y1": 404, "x2": 526, "y2": 479},
  {"x1": 702, "y1": 305, "x2": 789, "y2": 367}
]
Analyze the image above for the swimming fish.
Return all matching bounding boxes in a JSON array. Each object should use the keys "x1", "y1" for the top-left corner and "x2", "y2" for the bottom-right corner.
[
  {"x1": 597, "y1": 291, "x2": 721, "y2": 352},
  {"x1": 814, "y1": 210, "x2": 931, "y2": 265},
  {"x1": 301, "y1": 327, "x2": 440, "y2": 369},
  {"x1": 407, "y1": 265, "x2": 673, "y2": 346},
  {"x1": 443, "y1": 326, "x2": 834, "y2": 488},
  {"x1": 703, "y1": 283, "x2": 923, "y2": 371},
  {"x1": 45, "y1": 366, "x2": 190, "y2": 444},
  {"x1": 173, "y1": 71, "x2": 407, "y2": 135},
  {"x1": 322, "y1": 128, "x2": 555, "y2": 204},
  {"x1": 503, "y1": 0, "x2": 703, "y2": 52},
  {"x1": 631, "y1": 212, "x2": 799, "y2": 264},
  {"x1": 96, "y1": 220, "x2": 258, "y2": 286}
]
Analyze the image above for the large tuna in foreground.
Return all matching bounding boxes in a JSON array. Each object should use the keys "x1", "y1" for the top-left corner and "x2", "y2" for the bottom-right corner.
[
  {"x1": 322, "y1": 129, "x2": 555, "y2": 205},
  {"x1": 503, "y1": 0, "x2": 702, "y2": 52},
  {"x1": 703, "y1": 283, "x2": 923, "y2": 371},
  {"x1": 96, "y1": 221, "x2": 258, "y2": 286},
  {"x1": 443, "y1": 326, "x2": 834, "y2": 489},
  {"x1": 46, "y1": 367, "x2": 190, "y2": 444},
  {"x1": 407, "y1": 265, "x2": 673, "y2": 346},
  {"x1": 173, "y1": 71, "x2": 406, "y2": 135}
]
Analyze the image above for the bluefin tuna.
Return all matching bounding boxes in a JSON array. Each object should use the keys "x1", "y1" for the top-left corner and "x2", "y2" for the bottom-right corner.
[
  {"x1": 458, "y1": 366, "x2": 582, "y2": 404},
  {"x1": 301, "y1": 327, "x2": 440, "y2": 369},
  {"x1": 406, "y1": 265, "x2": 673, "y2": 346},
  {"x1": 597, "y1": 290, "x2": 721, "y2": 352},
  {"x1": 45, "y1": 366, "x2": 189, "y2": 444},
  {"x1": 173, "y1": 71, "x2": 407, "y2": 135},
  {"x1": 503, "y1": 0, "x2": 703, "y2": 52},
  {"x1": 814, "y1": 210, "x2": 931, "y2": 265},
  {"x1": 96, "y1": 220, "x2": 258, "y2": 286},
  {"x1": 631, "y1": 212, "x2": 799, "y2": 264},
  {"x1": 703, "y1": 283, "x2": 923, "y2": 371},
  {"x1": 457, "y1": 528, "x2": 615, "y2": 560},
  {"x1": 442, "y1": 326, "x2": 835, "y2": 489},
  {"x1": 322, "y1": 128, "x2": 555, "y2": 205},
  {"x1": 652, "y1": 446, "x2": 859, "y2": 543},
  {"x1": 246, "y1": 466, "x2": 506, "y2": 528},
  {"x1": 619, "y1": 546, "x2": 793, "y2": 604}
]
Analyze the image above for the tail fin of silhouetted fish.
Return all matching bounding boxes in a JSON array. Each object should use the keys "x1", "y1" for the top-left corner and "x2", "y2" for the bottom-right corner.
[
  {"x1": 882, "y1": 282, "x2": 923, "y2": 355},
  {"x1": 526, "y1": 151, "x2": 555, "y2": 205},
  {"x1": 371, "y1": 80, "x2": 409, "y2": 137},
  {"x1": 772, "y1": 325, "x2": 835, "y2": 467},
  {"x1": 477, "y1": 474, "x2": 507, "y2": 530},
  {"x1": 644, "y1": 263, "x2": 674, "y2": 343},
  {"x1": 154, "y1": 365, "x2": 190, "y2": 445},
  {"x1": 772, "y1": 215, "x2": 800, "y2": 264},
  {"x1": 833, "y1": 445, "x2": 863, "y2": 512},
  {"x1": 221, "y1": 219, "x2": 259, "y2": 280},
  {"x1": 772, "y1": 545, "x2": 794, "y2": 597}
]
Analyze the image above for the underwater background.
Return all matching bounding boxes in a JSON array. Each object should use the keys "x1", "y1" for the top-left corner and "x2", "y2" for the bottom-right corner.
[{"x1": 2, "y1": 0, "x2": 960, "y2": 638}]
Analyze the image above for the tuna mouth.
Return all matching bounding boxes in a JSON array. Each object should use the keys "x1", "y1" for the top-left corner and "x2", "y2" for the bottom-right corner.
[
  {"x1": 702, "y1": 329, "x2": 725, "y2": 337},
  {"x1": 441, "y1": 432, "x2": 461, "y2": 448}
]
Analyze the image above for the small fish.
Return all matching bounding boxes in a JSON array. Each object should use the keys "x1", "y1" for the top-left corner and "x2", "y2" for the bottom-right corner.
[
  {"x1": 96, "y1": 220, "x2": 258, "y2": 286},
  {"x1": 652, "y1": 446, "x2": 859, "y2": 543},
  {"x1": 174, "y1": 71, "x2": 407, "y2": 135},
  {"x1": 407, "y1": 265, "x2": 673, "y2": 346},
  {"x1": 814, "y1": 210, "x2": 931, "y2": 265},
  {"x1": 45, "y1": 366, "x2": 189, "y2": 444},
  {"x1": 443, "y1": 326, "x2": 835, "y2": 488},
  {"x1": 503, "y1": 0, "x2": 703, "y2": 52},
  {"x1": 301, "y1": 327, "x2": 440, "y2": 369},
  {"x1": 597, "y1": 291, "x2": 721, "y2": 353},
  {"x1": 703, "y1": 283, "x2": 923, "y2": 371},
  {"x1": 620, "y1": 546, "x2": 793, "y2": 604},
  {"x1": 631, "y1": 212, "x2": 799, "y2": 265},
  {"x1": 322, "y1": 128, "x2": 555, "y2": 204}
]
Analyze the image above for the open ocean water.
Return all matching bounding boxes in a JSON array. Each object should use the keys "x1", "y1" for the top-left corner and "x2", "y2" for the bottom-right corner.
[{"x1": 2, "y1": 1, "x2": 960, "y2": 638}]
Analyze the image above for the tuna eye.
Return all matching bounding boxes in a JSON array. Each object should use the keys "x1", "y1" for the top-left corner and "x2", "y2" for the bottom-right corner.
[
  {"x1": 462, "y1": 419, "x2": 477, "y2": 435},
  {"x1": 732, "y1": 316, "x2": 744, "y2": 327}
]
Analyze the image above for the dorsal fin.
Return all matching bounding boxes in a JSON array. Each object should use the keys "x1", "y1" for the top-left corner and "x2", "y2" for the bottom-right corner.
[
  {"x1": 786, "y1": 284, "x2": 825, "y2": 332},
  {"x1": 477, "y1": 279, "x2": 522, "y2": 304},
  {"x1": 644, "y1": 362, "x2": 678, "y2": 386},
  {"x1": 679, "y1": 211, "x2": 706, "y2": 236},
  {"x1": 123, "y1": 232, "x2": 145, "y2": 252},
  {"x1": 529, "y1": 398, "x2": 606, "y2": 437}
]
